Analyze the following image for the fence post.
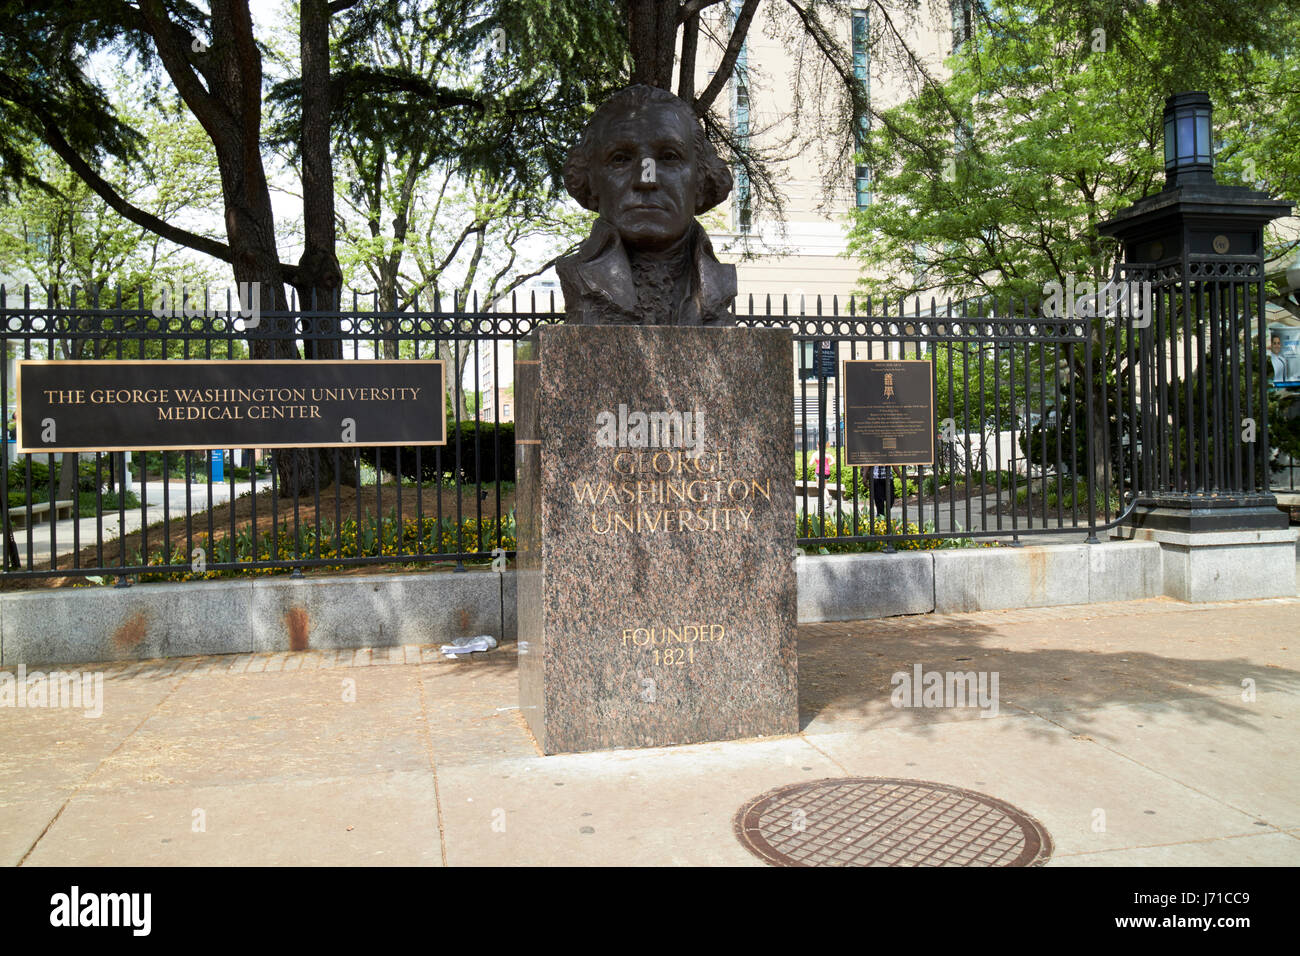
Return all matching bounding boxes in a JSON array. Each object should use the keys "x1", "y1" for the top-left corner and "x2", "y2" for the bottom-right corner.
[{"x1": 1096, "y1": 92, "x2": 1294, "y2": 600}]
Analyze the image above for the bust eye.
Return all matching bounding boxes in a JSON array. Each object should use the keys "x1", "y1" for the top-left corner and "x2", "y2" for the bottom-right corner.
[{"x1": 607, "y1": 151, "x2": 631, "y2": 165}]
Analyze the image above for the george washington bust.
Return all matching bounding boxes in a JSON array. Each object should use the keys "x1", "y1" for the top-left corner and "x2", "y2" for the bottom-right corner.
[{"x1": 557, "y1": 85, "x2": 737, "y2": 326}]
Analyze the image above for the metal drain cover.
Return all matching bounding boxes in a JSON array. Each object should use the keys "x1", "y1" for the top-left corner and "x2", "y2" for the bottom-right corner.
[{"x1": 734, "y1": 777, "x2": 1053, "y2": 867}]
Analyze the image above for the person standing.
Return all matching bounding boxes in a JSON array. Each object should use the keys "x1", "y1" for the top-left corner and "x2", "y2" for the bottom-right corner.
[
  {"x1": 817, "y1": 443, "x2": 834, "y2": 481},
  {"x1": 870, "y1": 464, "x2": 896, "y2": 517}
]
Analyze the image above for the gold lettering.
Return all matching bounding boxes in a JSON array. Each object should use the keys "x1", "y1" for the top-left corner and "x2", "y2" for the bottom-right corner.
[{"x1": 571, "y1": 482, "x2": 600, "y2": 504}]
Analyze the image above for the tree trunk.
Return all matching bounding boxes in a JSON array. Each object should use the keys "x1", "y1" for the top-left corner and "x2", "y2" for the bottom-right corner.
[
  {"x1": 626, "y1": 0, "x2": 678, "y2": 89},
  {"x1": 56, "y1": 452, "x2": 79, "y2": 504},
  {"x1": 289, "y1": 0, "x2": 357, "y2": 491}
]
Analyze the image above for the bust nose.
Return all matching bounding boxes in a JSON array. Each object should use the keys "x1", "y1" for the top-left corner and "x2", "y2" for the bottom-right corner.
[{"x1": 633, "y1": 155, "x2": 658, "y2": 190}]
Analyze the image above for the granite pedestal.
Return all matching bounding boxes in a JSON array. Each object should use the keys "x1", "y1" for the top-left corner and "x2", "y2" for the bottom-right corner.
[{"x1": 516, "y1": 325, "x2": 798, "y2": 754}]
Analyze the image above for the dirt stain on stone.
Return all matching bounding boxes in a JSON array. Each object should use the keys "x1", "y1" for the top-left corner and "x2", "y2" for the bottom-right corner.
[
  {"x1": 285, "y1": 607, "x2": 310, "y2": 651},
  {"x1": 112, "y1": 612, "x2": 149, "y2": 650}
]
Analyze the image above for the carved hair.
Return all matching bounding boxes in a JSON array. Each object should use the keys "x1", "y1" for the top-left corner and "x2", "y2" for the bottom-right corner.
[{"x1": 563, "y1": 85, "x2": 733, "y2": 215}]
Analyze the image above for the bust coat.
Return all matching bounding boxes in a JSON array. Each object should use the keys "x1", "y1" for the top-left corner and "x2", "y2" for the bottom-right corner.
[{"x1": 556, "y1": 218, "x2": 736, "y2": 326}]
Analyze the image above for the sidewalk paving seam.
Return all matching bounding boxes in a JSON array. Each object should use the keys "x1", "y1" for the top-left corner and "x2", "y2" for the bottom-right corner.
[
  {"x1": 415, "y1": 671, "x2": 449, "y2": 867},
  {"x1": 1008, "y1": 703, "x2": 1277, "y2": 831},
  {"x1": 1052, "y1": 830, "x2": 1291, "y2": 859},
  {"x1": 798, "y1": 734, "x2": 852, "y2": 776},
  {"x1": 15, "y1": 669, "x2": 193, "y2": 866}
]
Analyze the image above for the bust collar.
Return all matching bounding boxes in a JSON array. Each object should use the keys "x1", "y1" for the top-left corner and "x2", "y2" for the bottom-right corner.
[{"x1": 567, "y1": 218, "x2": 734, "y2": 321}]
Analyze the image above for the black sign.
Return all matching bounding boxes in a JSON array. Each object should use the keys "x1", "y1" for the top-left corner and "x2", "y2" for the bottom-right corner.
[
  {"x1": 799, "y1": 340, "x2": 837, "y2": 379},
  {"x1": 16, "y1": 360, "x2": 445, "y2": 453},
  {"x1": 843, "y1": 359, "x2": 934, "y2": 467}
]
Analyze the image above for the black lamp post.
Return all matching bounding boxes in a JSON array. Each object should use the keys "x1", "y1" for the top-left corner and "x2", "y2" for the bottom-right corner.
[
  {"x1": 1098, "y1": 92, "x2": 1292, "y2": 536},
  {"x1": 1162, "y1": 92, "x2": 1214, "y2": 188}
]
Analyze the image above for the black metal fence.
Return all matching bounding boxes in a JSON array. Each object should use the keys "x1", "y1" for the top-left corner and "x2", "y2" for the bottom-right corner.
[{"x1": 1, "y1": 282, "x2": 1284, "y2": 581}]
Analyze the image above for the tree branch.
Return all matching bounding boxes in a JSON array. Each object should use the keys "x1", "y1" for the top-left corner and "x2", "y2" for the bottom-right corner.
[
  {"x1": 31, "y1": 103, "x2": 234, "y2": 264},
  {"x1": 482, "y1": 244, "x2": 582, "y2": 311},
  {"x1": 679, "y1": 0, "x2": 725, "y2": 23},
  {"x1": 137, "y1": 0, "x2": 228, "y2": 138},
  {"x1": 695, "y1": 0, "x2": 760, "y2": 114}
]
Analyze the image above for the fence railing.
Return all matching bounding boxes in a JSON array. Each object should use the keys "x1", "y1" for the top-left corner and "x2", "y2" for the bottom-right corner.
[{"x1": 2, "y1": 285, "x2": 1282, "y2": 581}]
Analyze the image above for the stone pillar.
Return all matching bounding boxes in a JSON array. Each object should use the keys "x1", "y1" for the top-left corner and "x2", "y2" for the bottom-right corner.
[{"x1": 516, "y1": 325, "x2": 798, "y2": 754}]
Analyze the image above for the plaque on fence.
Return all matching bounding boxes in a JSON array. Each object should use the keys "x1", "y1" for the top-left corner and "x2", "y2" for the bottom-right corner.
[
  {"x1": 15, "y1": 360, "x2": 445, "y2": 453},
  {"x1": 843, "y1": 359, "x2": 934, "y2": 467}
]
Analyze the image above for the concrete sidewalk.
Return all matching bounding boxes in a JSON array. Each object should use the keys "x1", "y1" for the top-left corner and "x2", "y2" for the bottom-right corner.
[
  {"x1": 2, "y1": 595, "x2": 1298, "y2": 866},
  {"x1": 7, "y1": 480, "x2": 256, "y2": 566}
]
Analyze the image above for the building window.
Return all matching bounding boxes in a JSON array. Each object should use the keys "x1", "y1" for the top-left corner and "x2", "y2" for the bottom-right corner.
[
  {"x1": 951, "y1": 0, "x2": 973, "y2": 53},
  {"x1": 851, "y1": 9, "x2": 871, "y2": 206},
  {"x1": 732, "y1": 0, "x2": 752, "y2": 233},
  {"x1": 736, "y1": 170, "x2": 753, "y2": 233},
  {"x1": 851, "y1": 8, "x2": 870, "y2": 148}
]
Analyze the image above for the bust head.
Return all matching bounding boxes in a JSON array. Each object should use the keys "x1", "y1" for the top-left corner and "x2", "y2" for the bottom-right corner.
[{"x1": 564, "y1": 86, "x2": 732, "y2": 253}]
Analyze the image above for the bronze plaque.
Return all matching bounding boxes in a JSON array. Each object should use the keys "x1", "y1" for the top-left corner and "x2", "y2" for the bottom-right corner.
[
  {"x1": 843, "y1": 359, "x2": 934, "y2": 467},
  {"x1": 15, "y1": 360, "x2": 445, "y2": 453}
]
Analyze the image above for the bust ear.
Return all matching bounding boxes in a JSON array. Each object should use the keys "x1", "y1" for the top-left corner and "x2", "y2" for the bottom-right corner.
[
  {"x1": 562, "y1": 148, "x2": 600, "y2": 212},
  {"x1": 694, "y1": 159, "x2": 733, "y2": 214}
]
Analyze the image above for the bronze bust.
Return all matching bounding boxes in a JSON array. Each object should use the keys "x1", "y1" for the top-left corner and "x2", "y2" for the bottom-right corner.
[{"x1": 558, "y1": 85, "x2": 736, "y2": 326}]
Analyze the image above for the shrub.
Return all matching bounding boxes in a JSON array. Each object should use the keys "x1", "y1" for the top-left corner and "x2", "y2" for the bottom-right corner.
[
  {"x1": 362, "y1": 421, "x2": 516, "y2": 484},
  {"x1": 126, "y1": 511, "x2": 515, "y2": 582},
  {"x1": 796, "y1": 514, "x2": 998, "y2": 552}
]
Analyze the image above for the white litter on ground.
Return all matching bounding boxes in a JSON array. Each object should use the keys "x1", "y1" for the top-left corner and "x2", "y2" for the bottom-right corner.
[{"x1": 439, "y1": 635, "x2": 499, "y2": 659}]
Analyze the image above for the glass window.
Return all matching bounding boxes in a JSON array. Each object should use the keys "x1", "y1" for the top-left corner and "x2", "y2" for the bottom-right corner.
[
  {"x1": 855, "y1": 164, "x2": 870, "y2": 208},
  {"x1": 851, "y1": 11, "x2": 870, "y2": 151}
]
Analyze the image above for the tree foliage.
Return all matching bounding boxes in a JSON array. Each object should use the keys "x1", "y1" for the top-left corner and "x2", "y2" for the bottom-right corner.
[{"x1": 847, "y1": 0, "x2": 1300, "y2": 304}]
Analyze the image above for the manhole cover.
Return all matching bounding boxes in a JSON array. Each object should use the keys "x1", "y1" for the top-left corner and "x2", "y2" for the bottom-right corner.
[{"x1": 734, "y1": 777, "x2": 1052, "y2": 867}]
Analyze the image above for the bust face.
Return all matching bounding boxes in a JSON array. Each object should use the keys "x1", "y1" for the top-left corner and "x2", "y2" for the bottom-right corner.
[{"x1": 588, "y1": 102, "x2": 699, "y2": 253}]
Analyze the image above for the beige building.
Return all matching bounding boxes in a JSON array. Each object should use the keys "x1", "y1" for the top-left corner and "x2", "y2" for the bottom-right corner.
[{"x1": 697, "y1": 2, "x2": 961, "y2": 304}]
